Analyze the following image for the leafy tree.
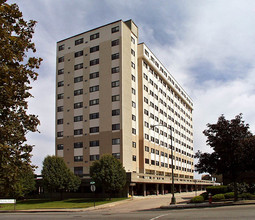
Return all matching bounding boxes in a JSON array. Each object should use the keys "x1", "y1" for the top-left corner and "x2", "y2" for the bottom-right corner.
[
  {"x1": 42, "y1": 156, "x2": 81, "y2": 199},
  {"x1": 90, "y1": 154, "x2": 126, "y2": 198},
  {"x1": 195, "y1": 114, "x2": 254, "y2": 201},
  {"x1": 0, "y1": 0, "x2": 42, "y2": 198}
]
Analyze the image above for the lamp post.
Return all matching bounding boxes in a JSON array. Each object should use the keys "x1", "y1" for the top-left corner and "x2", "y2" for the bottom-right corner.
[{"x1": 151, "y1": 124, "x2": 176, "y2": 205}]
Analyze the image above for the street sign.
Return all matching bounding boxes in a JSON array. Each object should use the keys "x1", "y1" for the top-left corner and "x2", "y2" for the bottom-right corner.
[
  {"x1": 90, "y1": 181, "x2": 95, "y2": 185},
  {"x1": 90, "y1": 185, "x2": 96, "y2": 192}
]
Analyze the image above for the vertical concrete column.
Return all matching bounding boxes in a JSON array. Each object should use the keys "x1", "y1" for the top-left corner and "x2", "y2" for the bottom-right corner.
[
  {"x1": 143, "y1": 183, "x2": 146, "y2": 196},
  {"x1": 178, "y1": 185, "x2": 182, "y2": 193},
  {"x1": 185, "y1": 184, "x2": 188, "y2": 192},
  {"x1": 161, "y1": 184, "x2": 164, "y2": 195},
  {"x1": 156, "y1": 184, "x2": 159, "y2": 195}
]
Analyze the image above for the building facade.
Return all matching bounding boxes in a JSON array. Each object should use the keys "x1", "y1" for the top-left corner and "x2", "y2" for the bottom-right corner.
[{"x1": 56, "y1": 20, "x2": 201, "y2": 194}]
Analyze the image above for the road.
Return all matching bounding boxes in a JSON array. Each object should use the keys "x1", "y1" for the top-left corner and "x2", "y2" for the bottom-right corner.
[{"x1": 0, "y1": 192, "x2": 255, "y2": 219}]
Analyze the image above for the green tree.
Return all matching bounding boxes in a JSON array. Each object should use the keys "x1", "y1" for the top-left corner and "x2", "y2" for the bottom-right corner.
[
  {"x1": 42, "y1": 156, "x2": 81, "y2": 199},
  {"x1": 90, "y1": 154, "x2": 126, "y2": 198},
  {"x1": 0, "y1": 0, "x2": 42, "y2": 198},
  {"x1": 195, "y1": 114, "x2": 253, "y2": 201}
]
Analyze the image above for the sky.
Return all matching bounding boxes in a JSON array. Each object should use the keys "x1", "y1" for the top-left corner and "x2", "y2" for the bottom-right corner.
[{"x1": 10, "y1": 0, "x2": 255, "y2": 176}]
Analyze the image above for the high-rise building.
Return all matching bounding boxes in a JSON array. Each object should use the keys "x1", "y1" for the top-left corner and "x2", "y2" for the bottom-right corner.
[{"x1": 56, "y1": 19, "x2": 196, "y2": 194}]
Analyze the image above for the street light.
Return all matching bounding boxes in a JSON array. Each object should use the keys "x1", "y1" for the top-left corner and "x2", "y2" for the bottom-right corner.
[{"x1": 150, "y1": 124, "x2": 176, "y2": 205}]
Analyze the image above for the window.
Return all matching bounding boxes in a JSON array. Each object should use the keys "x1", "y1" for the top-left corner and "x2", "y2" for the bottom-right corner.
[
  {"x1": 74, "y1": 102, "x2": 83, "y2": 109},
  {"x1": 57, "y1": 93, "x2": 64, "y2": 100},
  {"x1": 89, "y1": 99, "x2": 99, "y2": 106},
  {"x1": 90, "y1": 59, "x2": 99, "y2": 66},
  {"x1": 90, "y1": 155, "x2": 99, "y2": 161},
  {"x1": 58, "y1": 81, "x2": 64, "y2": 87},
  {"x1": 112, "y1": 39, "x2": 119, "y2": 46},
  {"x1": 144, "y1": 109, "x2": 148, "y2": 116},
  {"x1": 132, "y1": 114, "x2": 136, "y2": 121},
  {"x1": 74, "y1": 156, "x2": 83, "y2": 162},
  {"x1": 112, "y1": 26, "x2": 119, "y2": 33},
  {"x1": 59, "y1": 44, "x2": 64, "y2": 51},
  {"x1": 89, "y1": 112, "x2": 99, "y2": 119},
  {"x1": 111, "y1": 80, "x2": 119, "y2": 88},
  {"x1": 145, "y1": 158, "x2": 149, "y2": 164},
  {"x1": 131, "y1": 36, "x2": 135, "y2": 44},
  {"x1": 90, "y1": 72, "x2": 99, "y2": 79},
  {"x1": 57, "y1": 144, "x2": 63, "y2": 150},
  {"x1": 132, "y1": 101, "x2": 136, "y2": 108},
  {"x1": 90, "y1": 140, "x2": 99, "y2": 147},
  {"x1": 156, "y1": 150, "x2": 159, "y2": 155},
  {"x1": 144, "y1": 97, "x2": 148, "y2": 104},
  {"x1": 58, "y1": 69, "x2": 64, "y2": 75},
  {"x1": 90, "y1": 45, "x2": 99, "y2": 53},
  {"x1": 151, "y1": 148, "x2": 155, "y2": 153},
  {"x1": 112, "y1": 109, "x2": 120, "y2": 116},
  {"x1": 112, "y1": 153, "x2": 120, "y2": 159},
  {"x1": 112, "y1": 95, "x2": 120, "y2": 102},
  {"x1": 132, "y1": 75, "x2": 135, "y2": 82},
  {"x1": 112, "y1": 138, "x2": 120, "y2": 145},
  {"x1": 132, "y1": 128, "x2": 136, "y2": 134},
  {"x1": 144, "y1": 85, "x2": 148, "y2": 92},
  {"x1": 90, "y1": 126, "x2": 99, "y2": 133},
  {"x1": 131, "y1": 88, "x2": 136, "y2": 95},
  {"x1": 57, "y1": 119, "x2": 63, "y2": 124},
  {"x1": 74, "y1": 129, "x2": 83, "y2": 135},
  {"x1": 132, "y1": 155, "x2": 136, "y2": 161},
  {"x1": 112, "y1": 66, "x2": 120, "y2": 74},
  {"x1": 89, "y1": 85, "x2": 99, "y2": 93},
  {"x1": 90, "y1": 33, "x2": 99, "y2": 40},
  {"x1": 156, "y1": 161, "x2": 159, "y2": 166},
  {"x1": 74, "y1": 142, "x2": 83, "y2": 148},
  {"x1": 74, "y1": 167, "x2": 83, "y2": 175},
  {"x1": 57, "y1": 106, "x2": 63, "y2": 112},
  {"x1": 131, "y1": 49, "x2": 135, "y2": 56},
  {"x1": 132, "y1": 142, "x2": 136, "y2": 148},
  {"x1": 74, "y1": 63, "x2": 83, "y2": 70},
  {"x1": 131, "y1": 62, "x2": 135, "y2": 69},
  {"x1": 145, "y1": 49, "x2": 149, "y2": 56},
  {"x1": 112, "y1": 53, "x2": 119, "y2": 60},
  {"x1": 74, "y1": 115, "x2": 83, "y2": 122},
  {"x1": 145, "y1": 134, "x2": 149, "y2": 140},
  {"x1": 75, "y1": 38, "x2": 83, "y2": 45},
  {"x1": 74, "y1": 50, "x2": 83, "y2": 57},
  {"x1": 57, "y1": 131, "x2": 63, "y2": 137},
  {"x1": 112, "y1": 123, "x2": 120, "y2": 130},
  {"x1": 151, "y1": 160, "x2": 155, "y2": 165},
  {"x1": 74, "y1": 89, "x2": 83, "y2": 96},
  {"x1": 74, "y1": 76, "x2": 83, "y2": 83},
  {"x1": 145, "y1": 146, "x2": 149, "y2": 152},
  {"x1": 58, "y1": 56, "x2": 64, "y2": 63}
]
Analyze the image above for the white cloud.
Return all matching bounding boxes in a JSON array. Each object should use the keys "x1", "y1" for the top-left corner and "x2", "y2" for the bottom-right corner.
[{"x1": 9, "y1": 0, "x2": 255, "y2": 175}]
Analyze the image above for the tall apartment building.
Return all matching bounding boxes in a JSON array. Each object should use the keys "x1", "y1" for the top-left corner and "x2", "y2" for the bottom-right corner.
[{"x1": 56, "y1": 20, "x2": 195, "y2": 194}]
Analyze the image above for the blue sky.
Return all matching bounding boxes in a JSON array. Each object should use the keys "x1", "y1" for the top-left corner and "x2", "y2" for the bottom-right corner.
[{"x1": 11, "y1": 0, "x2": 255, "y2": 175}]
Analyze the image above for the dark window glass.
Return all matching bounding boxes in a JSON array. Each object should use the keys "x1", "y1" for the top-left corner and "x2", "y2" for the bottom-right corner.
[
  {"x1": 75, "y1": 38, "x2": 83, "y2": 45},
  {"x1": 74, "y1": 142, "x2": 83, "y2": 148}
]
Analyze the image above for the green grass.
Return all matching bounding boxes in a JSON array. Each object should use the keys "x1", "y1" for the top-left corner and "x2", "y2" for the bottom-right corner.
[{"x1": 0, "y1": 197, "x2": 128, "y2": 210}]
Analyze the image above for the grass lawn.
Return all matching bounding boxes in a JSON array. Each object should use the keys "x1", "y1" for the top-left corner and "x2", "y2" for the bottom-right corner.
[{"x1": 0, "y1": 197, "x2": 128, "y2": 210}]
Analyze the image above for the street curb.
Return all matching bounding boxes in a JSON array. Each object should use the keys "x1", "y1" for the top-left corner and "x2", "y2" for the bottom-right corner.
[{"x1": 160, "y1": 201, "x2": 255, "y2": 210}]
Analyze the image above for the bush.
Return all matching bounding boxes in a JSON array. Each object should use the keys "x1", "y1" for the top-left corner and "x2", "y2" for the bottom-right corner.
[
  {"x1": 212, "y1": 194, "x2": 225, "y2": 201},
  {"x1": 228, "y1": 183, "x2": 248, "y2": 194},
  {"x1": 238, "y1": 193, "x2": 255, "y2": 200},
  {"x1": 206, "y1": 186, "x2": 229, "y2": 195},
  {"x1": 190, "y1": 196, "x2": 204, "y2": 203},
  {"x1": 200, "y1": 192, "x2": 208, "y2": 200},
  {"x1": 224, "y1": 192, "x2": 234, "y2": 199}
]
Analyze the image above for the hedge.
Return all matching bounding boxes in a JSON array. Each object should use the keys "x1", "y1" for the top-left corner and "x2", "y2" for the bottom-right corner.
[
  {"x1": 190, "y1": 195, "x2": 204, "y2": 203},
  {"x1": 224, "y1": 192, "x2": 234, "y2": 199},
  {"x1": 238, "y1": 193, "x2": 255, "y2": 200},
  {"x1": 212, "y1": 194, "x2": 225, "y2": 201},
  {"x1": 206, "y1": 186, "x2": 229, "y2": 195}
]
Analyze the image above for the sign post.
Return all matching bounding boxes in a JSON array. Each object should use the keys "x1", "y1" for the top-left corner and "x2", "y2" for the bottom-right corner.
[{"x1": 90, "y1": 182, "x2": 96, "y2": 207}]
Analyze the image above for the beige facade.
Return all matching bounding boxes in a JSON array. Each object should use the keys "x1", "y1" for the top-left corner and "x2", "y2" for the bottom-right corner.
[{"x1": 56, "y1": 19, "x2": 194, "y2": 183}]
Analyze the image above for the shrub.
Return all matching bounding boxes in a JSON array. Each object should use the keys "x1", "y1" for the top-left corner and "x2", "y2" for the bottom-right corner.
[
  {"x1": 206, "y1": 186, "x2": 229, "y2": 195},
  {"x1": 200, "y1": 192, "x2": 208, "y2": 200},
  {"x1": 238, "y1": 193, "x2": 255, "y2": 200},
  {"x1": 190, "y1": 196, "x2": 204, "y2": 203},
  {"x1": 224, "y1": 192, "x2": 234, "y2": 199},
  {"x1": 228, "y1": 183, "x2": 248, "y2": 194},
  {"x1": 212, "y1": 194, "x2": 225, "y2": 201}
]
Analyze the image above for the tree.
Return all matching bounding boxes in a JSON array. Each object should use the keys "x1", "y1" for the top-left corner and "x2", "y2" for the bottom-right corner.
[
  {"x1": 42, "y1": 156, "x2": 81, "y2": 199},
  {"x1": 0, "y1": 0, "x2": 42, "y2": 198},
  {"x1": 195, "y1": 114, "x2": 254, "y2": 201},
  {"x1": 90, "y1": 154, "x2": 126, "y2": 198}
]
